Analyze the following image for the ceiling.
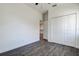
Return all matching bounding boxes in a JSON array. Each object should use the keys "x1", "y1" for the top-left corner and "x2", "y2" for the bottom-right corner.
[
  {"x1": 25, "y1": 3, "x2": 57, "y2": 14},
  {"x1": 25, "y1": 3, "x2": 79, "y2": 14}
]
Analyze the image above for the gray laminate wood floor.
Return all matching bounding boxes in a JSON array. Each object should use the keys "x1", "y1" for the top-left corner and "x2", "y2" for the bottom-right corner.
[{"x1": 0, "y1": 40, "x2": 79, "y2": 56}]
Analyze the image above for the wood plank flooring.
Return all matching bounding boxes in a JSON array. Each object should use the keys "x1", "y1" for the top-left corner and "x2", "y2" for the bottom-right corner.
[{"x1": 0, "y1": 40, "x2": 79, "y2": 56}]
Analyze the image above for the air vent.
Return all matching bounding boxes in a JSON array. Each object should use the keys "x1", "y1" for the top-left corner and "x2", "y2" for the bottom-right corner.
[{"x1": 52, "y1": 4, "x2": 57, "y2": 7}]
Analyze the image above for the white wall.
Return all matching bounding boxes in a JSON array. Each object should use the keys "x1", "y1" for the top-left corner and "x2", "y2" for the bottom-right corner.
[
  {"x1": 48, "y1": 3, "x2": 79, "y2": 48},
  {"x1": 0, "y1": 4, "x2": 42, "y2": 53}
]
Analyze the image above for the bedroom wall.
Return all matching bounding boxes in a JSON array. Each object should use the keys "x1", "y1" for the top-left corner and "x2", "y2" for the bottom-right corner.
[{"x1": 0, "y1": 4, "x2": 42, "y2": 53}]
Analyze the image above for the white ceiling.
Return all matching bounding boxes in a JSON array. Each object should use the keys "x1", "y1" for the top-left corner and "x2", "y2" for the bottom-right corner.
[
  {"x1": 25, "y1": 3, "x2": 79, "y2": 14},
  {"x1": 25, "y1": 3, "x2": 56, "y2": 13}
]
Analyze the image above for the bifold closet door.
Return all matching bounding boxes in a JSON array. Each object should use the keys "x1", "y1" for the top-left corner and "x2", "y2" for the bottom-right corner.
[
  {"x1": 64, "y1": 14, "x2": 76, "y2": 47},
  {"x1": 50, "y1": 16, "x2": 65, "y2": 44},
  {"x1": 50, "y1": 14, "x2": 76, "y2": 47}
]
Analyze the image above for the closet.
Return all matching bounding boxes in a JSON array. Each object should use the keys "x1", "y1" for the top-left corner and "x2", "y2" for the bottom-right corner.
[
  {"x1": 48, "y1": 4, "x2": 79, "y2": 48},
  {"x1": 50, "y1": 13, "x2": 76, "y2": 47}
]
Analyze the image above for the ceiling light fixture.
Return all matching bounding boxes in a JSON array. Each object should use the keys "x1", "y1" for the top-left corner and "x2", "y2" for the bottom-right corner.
[{"x1": 35, "y1": 3, "x2": 39, "y2": 5}]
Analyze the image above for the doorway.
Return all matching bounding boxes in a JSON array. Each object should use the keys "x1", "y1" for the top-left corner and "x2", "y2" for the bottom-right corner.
[{"x1": 40, "y1": 11, "x2": 48, "y2": 41}]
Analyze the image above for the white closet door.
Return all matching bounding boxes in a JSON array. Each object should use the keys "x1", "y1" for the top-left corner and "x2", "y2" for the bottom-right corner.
[
  {"x1": 64, "y1": 14, "x2": 76, "y2": 47},
  {"x1": 50, "y1": 14, "x2": 76, "y2": 47},
  {"x1": 51, "y1": 16, "x2": 65, "y2": 44}
]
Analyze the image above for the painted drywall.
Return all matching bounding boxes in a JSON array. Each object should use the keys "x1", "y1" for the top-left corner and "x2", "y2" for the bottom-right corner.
[
  {"x1": 0, "y1": 4, "x2": 42, "y2": 53},
  {"x1": 48, "y1": 3, "x2": 79, "y2": 48}
]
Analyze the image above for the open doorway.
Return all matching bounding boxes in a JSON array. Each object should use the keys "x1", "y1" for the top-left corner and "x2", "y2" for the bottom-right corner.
[{"x1": 40, "y1": 11, "x2": 48, "y2": 42}]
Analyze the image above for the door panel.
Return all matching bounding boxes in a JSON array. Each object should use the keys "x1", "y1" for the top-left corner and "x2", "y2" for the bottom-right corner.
[
  {"x1": 51, "y1": 16, "x2": 65, "y2": 44},
  {"x1": 50, "y1": 14, "x2": 76, "y2": 47},
  {"x1": 64, "y1": 14, "x2": 76, "y2": 47}
]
